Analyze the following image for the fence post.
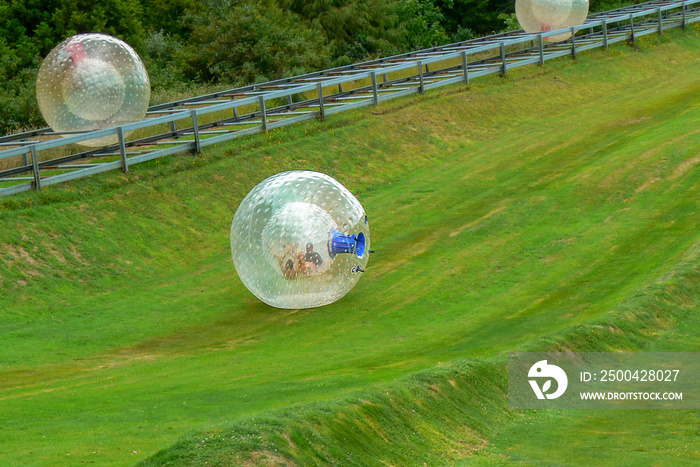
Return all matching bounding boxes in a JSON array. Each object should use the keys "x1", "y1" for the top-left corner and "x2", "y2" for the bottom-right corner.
[
  {"x1": 682, "y1": 1, "x2": 686, "y2": 27},
  {"x1": 500, "y1": 42, "x2": 507, "y2": 74},
  {"x1": 30, "y1": 145, "x2": 41, "y2": 191},
  {"x1": 538, "y1": 34, "x2": 544, "y2": 65},
  {"x1": 117, "y1": 126, "x2": 128, "y2": 173},
  {"x1": 461, "y1": 51, "x2": 470, "y2": 84},
  {"x1": 259, "y1": 95, "x2": 268, "y2": 131},
  {"x1": 338, "y1": 82, "x2": 344, "y2": 93},
  {"x1": 629, "y1": 14, "x2": 635, "y2": 43},
  {"x1": 417, "y1": 61, "x2": 425, "y2": 94},
  {"x1": 191, "y1": 110, "x2": 202, "y2": 154},
  {"x1": 167, "y1": 107, "x2": 178, "y2": 138},
  {"x1": 317, "y1": 83, "x2": 326, "y2": 121},
  {"x1": 602, "y1": 20, "x2": 608, "y2": 48},
  {"x1": 370, "y1": 72, "x2": 379, "y2": 105},
  {"x1": 22, "y1": 152, "x2": 29, "y2": 167},
  {"x1": 571, "y1": 27, "x2": 577, "y2": 58},
  {"x1": 657, "y1": 7, "x2": 663, "y2": 34}
]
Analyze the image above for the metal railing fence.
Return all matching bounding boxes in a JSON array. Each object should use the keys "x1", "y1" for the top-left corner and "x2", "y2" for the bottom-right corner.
[{"x1": 0, "y1": 0, "x2": 698, "y2": 198}]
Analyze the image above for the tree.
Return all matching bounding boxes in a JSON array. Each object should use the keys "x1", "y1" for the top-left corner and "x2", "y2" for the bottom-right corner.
[
  {"x1": 140, "y1": 0, "x2": 196, "y2": 38},
  {"x1": 396, "y1": 0, "x2": 450, "y2": 50},
  {"x1": 434, "y1": 0, "x2": 512, "y2": 36},
  {"x1": 278, "y1": 0, "x2": 400, "y2": 59},
  {"x1": 52, "y1": 0, "x2": 147, "y2": 52}
]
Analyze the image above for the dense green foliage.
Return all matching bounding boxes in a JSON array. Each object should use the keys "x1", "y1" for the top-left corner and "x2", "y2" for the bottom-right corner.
[
  {"x1": 178, "y1": 0, "x2": 330, "y2": 84},
  {"x1": 1, "y1": 0, "x2": 644, "y2": 133}
]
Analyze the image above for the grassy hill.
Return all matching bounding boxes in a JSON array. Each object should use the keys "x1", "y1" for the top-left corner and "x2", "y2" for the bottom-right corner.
[{"x1": 0, "y1": 26, "x2": 698, "y2": 466}]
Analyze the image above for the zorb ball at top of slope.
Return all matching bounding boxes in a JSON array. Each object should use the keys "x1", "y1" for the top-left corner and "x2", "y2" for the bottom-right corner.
[
  {"x1": 36, "y1": 33, "x2": 150, "y2": 147},
  {"x1": 230, "y1": 171, "x2": 370, "y2": 309},
  {"x1": 515, "y1": 0, "x2": 589, "y2": 42}
]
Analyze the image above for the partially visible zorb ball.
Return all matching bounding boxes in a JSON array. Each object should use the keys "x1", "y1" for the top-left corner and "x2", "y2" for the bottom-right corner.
[
  {"x1": 231, "y1": 171, "x2": 371, "y2": 309},
  {"x1": 564, "y1": 0, "x2": 590, "y2": 33},
  {"x1": 36, "y1": 33, "x2": 150, "y2": 147},
  {"x1": 516, "y1": 0, "x2": 589, "y2": 42}
]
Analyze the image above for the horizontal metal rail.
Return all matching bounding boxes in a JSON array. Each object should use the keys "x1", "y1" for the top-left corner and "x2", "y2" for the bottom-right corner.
[{"x1": 0, "y1": 0, "x2": 698, "y2": 198}]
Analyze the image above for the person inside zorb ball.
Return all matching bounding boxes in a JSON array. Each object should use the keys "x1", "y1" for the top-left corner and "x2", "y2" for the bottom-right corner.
[
  {"x1": 35, "y1": 33, "x2": 150, "y2": 147},
  {"x1": 230, "y1": 171, "x2": 371, "y2": 309}
]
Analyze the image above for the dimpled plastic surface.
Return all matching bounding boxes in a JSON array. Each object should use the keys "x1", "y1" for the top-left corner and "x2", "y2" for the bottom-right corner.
[
  {"x1": 231, "y1": 171, "x2": 370, "y2": 309},
  {"x1": 516, "y1": 0, "x2": 589, "y2": 42},
  {"x1": 36, "y1": 33, "x2": 150, "y2": 147}
]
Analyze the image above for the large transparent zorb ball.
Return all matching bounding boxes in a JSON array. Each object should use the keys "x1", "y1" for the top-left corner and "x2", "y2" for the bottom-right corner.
[
  {"x1": 516, "y1": 0, "x2": 589, "y2": 42},
  {"x1": 231, "y1": 171, "x2": 370, "y2": 309},
  {"x1": 36, "y1": 33, "x2": 150, "y2": 147}
]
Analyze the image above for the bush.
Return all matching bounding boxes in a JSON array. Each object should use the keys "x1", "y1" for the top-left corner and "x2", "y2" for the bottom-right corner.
[{"x1": 178, "y1": 0, "x2": 331, "y2": 85}]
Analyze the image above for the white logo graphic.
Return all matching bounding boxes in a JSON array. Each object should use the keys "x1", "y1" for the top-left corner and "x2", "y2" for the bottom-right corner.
[{"x1": 528, "y1": 360, "x2": 568, "y2": 399}]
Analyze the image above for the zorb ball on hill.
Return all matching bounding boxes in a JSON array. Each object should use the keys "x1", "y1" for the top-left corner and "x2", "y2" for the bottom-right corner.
[
  {"x1": 36, "y1": 33, "x2": 150, "y2": 147},
  {"x1": 230, "y1": 171, "x2": 371, "y2": 309},
  {"x1": 516, "y1": 0, "x2": 589, "y2": 42}
]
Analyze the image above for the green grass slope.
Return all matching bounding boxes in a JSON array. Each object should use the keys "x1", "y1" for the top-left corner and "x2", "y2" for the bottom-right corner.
[
  {"x1": 142, "y1": 244, "x2": 699, "y2": 466},
  {"x1": 0, "y1": 27, "x2": 698, "y2": 465}
]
